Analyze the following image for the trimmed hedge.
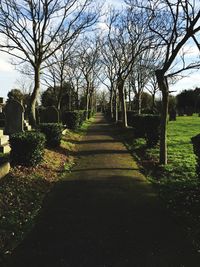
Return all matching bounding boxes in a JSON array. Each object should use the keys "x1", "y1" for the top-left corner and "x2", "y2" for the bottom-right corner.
[
  {"x1": 62, "y1": 110, "x2": 88, "y2": 130},
  {"x1": 117, "y1": 111, "x2": 137, "y2": 125},
  {"x1": 62, "y1": 111, "x2": 81, "y2": 130},
  {"x1": 145, "y1": 115, "x2": 161, "y2": 147},
  {"x1": 79, "y1": 110, "x2": 87, "y2": 125},
  {"x1": 10, "y1": 131, "x2": 46, "y2": 166},
  {"x1": 191, "y1": 134, "x2": 200, "y2": 178},
  {"x1": 39, "y1": 123, "x2": 63, "y2": 147},
  {"x1": 129, "y1": 114, "x2": 161, "y2": 147},
  {"x1": 88, "y1": 109, "x2": 94, "y2": 119}
]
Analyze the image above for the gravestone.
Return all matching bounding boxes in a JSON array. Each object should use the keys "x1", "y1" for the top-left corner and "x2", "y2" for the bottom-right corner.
[
  {"x1": 4, "y1": 100, "x2": 24, "y2": 135},
  {"x1": 0, "y1": 97, "x2": 4, "y2": 113},
  {"x1": 0, "y1": 112, "x2": 5, "y2": 127},
  {"x1": 39, "y1": 106, "x2": 59, "y2": 123}
]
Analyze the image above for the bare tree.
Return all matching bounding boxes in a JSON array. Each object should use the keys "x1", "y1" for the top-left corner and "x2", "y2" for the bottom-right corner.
[
  {"x1": 129, "y1": 50, "x2": 157, "y2": 114},
  {"x1": 0, "y1": 0, "x2": 100, "y2": 125},
  {"x1": 107, "y1": 6, "x2": 152, "y2": 127},
  {"x1": 145, "y1": 0, "x2": 200, "y2": 164},
  {"x1": 100, "y1": 37, "x2": 118, "y2": 121},
  {"x1": 77, "y1": 36, "x2": 101, "y2": 118},
  {"x1": 145, "y1": 73, "x2": 159, "y2": 111},
  {"x1": 42, "y1": 38, "x2": 76, "y2": 111}
]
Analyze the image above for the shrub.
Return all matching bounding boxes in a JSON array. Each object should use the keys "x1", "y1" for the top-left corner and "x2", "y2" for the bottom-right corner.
[
  {"x1": 104, "y1": 109, "x2": 112, "y2": 120},
  {"x1": 39, "y1": 123, "x2": 63, "y2": 147},
  {"x1": 191, "y1": 134, "x2": 200, "y2": 178},
  {"x1": 128, "y1": 114, "x2": 161, "y2": 147},
  {"x1": 0, "y1": 153, "x2": 10, "y2": 165},
  {"x1": 118, "y1": 111, "x2": 122, "y2": 121},
  {"x1": 62, "y1": 110, "x2": 82, "y2": 130},
  {"x1": 129, "y1": 115, "x2": 146, "y2": 138},
  {"x1": 88, "y1": 109, "x2": 96, "y2": 119},
  {"x1": 78, "y1": 110, "x2": 86, "y2": 126},
  {"x1": 10, "y1": 131, "x2": 46, "y2": 166},
  {"x1": 127, "y1": 111, "x2": 137, "y2": 126},
  {"x1": 145, "y1": 115, "x2": 161, "y2": 147}
]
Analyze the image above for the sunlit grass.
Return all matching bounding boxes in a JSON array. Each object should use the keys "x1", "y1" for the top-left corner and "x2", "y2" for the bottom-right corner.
[
  {"x1": 123, "y1": 114, "x2": 200, "y2": 248},
  {"x1": 146, "y1": 115, "x2": 200, "y2": 181}
]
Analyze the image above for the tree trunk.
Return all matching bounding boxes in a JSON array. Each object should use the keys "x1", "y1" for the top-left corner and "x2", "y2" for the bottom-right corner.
[
  {"x1": 128, "y1": 84, "x2": 132, "y2": 111},
  {"x1": 152, "y1": 92, "x2": 156, "y2": 111},
  {"x1": 118, "y1": 78, "x2": 127, "y2": 128},
  {"x1": 68, "y1": 88, "x2": 72, "y2": 111},
  {"x1": 135, "y1": 92, "x2": 142, "y2": 115},
  {"x1": 90, "y1": 92, "x2": 93, "y2": 113},
  {"x1": 29, "y1": 66, "x2": 40, "y2": 126},
  {"x1": 114, "y1": 89, "x2": 118, "y2": 123},
  {"x1": 110, "y1": 89, "x2": 114, "y2": 120},
  {"x1": 57, "y1": 84, "x2": 63, "y2": 112},
  {"x1": 156, "y1": 70, "x2": 169, "y2": 165},
  {"x1": 86, "y1": 85, "x2": 90, "y2": 120},
  {"x1": 76, "y1": 84, "x2": 79, "y2": 110}
]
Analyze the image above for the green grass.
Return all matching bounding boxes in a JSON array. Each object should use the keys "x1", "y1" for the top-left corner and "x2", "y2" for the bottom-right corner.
[
  {"x1": 123, "y1": 115, "x2": 200, "y2": 248},
  {"x1": 148, "y1": 115, "x2": 199, "y2": 180}
]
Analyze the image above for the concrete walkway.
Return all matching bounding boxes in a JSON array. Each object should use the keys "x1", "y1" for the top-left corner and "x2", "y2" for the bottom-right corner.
[{"x1": 7, "y1": 114, "x2": 200, "y2": 266}]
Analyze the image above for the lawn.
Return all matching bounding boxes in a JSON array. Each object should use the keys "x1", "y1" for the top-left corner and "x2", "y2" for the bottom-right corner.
[
  {"x1": 0, "y1": 118, "x2": 94, "y2": 263},
  {"x1": 123, "y1": 114, "x2": 200, "y2": 249},
  {"x1": 150, "y1": 115, "x2": 199, "y2": 180}
]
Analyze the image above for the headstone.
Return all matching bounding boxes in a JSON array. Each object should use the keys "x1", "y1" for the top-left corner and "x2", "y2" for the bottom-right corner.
[
  {"x1": 0, "y1": 97, "x2": 4, "y2": 113},
  {"x1": 0, "y1": 113, "x2": 5, "y2": 127},
  {"x1": 0, "y1": 129, "x2": 10, "y2": 153},
  {"x1": 39, "y1": 106, "x2": 59, "y2": 123},
  {"x1": 4, "y1": 100, "x2": 24, "y2": 135}
]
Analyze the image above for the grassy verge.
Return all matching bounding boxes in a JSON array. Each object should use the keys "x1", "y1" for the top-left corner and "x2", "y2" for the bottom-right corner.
[
  {"x1": 122, "y1": 115, "x2": 200, "y2": 248},
  {"x1": 0, "y1": 118, "x2": 94, "y2": 261}
]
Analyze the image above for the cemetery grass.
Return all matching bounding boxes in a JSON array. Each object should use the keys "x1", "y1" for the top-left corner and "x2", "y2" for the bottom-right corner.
[
  {"x1": 123, "y1": 114, "x2": 200, "y2": 249},
  {"x1": 0, "y1": 118, "x2": 94, "y2": 262}
]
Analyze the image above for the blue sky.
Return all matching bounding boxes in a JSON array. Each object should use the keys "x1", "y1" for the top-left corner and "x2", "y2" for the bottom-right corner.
[{"x1": 0, "y1": 0, "x2": 200, "y2": 99}]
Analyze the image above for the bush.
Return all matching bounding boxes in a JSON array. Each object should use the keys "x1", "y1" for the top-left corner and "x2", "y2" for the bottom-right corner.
[
  {"x1": 78, "y1": 110, "x2": 86, "y2": 125},
  {"x1": 118, "y1": 111, "x2": 137, "y2": 125},
  {"x1": 0, "y1": 153, "x2": 10, "y2": 165},
  {"x1": 10, "y1": 131, "x2": 46, "y2": 166},
  {"x1": 39, "y1": 123, "x2": 63, "y2": 147},
  {"x1": 62, "y1": 111, "x2": 87, "y2": 130},
  {"x1": 129, "y1": 115, "x2": 146, "y2": 138},
  {"x1": 127, "y1": 111, "x2": 137, "y2": 126},
  {"x1": 129, "y1": 114, "x2": 161, "y2": 147},
  {"x1": 145, "y1": 115, "x2": 161, "y2": 147},
  {"x1": 104, "y1": 109, "x2": 112, "y2": 120},
  {"x1": 88, "y1": 109, "x2": 96, "y2": 119},
  {"x1": 191, "y1": 134, "x2": 200, "y2": 178}
]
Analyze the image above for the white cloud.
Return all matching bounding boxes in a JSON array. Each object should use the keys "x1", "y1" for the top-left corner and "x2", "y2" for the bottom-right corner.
[
  {"x1": 171, "y1": 71, "x2": 200, "y2": 94},
  {"x1": 0, "y1": 52, "x2": 20, "y2": 98},
  {"x1": 0, "y1": 52, "x2": 16, "y2": 72}
]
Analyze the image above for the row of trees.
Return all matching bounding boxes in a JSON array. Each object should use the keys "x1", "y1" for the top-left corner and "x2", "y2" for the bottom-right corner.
[{"x1": 0, "y1": 0, "x2": 200, "y2": 165}]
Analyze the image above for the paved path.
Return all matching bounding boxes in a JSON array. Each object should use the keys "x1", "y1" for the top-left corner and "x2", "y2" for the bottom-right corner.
[{"x1": 6, "y1": 114, "x2": 200, "y2": 266}]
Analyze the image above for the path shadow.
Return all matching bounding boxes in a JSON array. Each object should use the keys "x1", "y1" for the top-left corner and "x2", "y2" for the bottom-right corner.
[
  {"x1": 6, "y1": 178, "x2": 200, "y2": 267},
  {"x1": 71, "y1": 149, "x2": 129, "y2": 157},
  {"x1": 72, "y1": 139, "x2": 120, "y2": 145},
  {"x1": 71, "y1": 167, "x2": 138, "y2": 172}
]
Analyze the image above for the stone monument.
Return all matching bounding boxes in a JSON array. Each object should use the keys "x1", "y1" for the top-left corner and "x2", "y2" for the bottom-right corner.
[{"x1": 4, "y1": 100, "x2": 24, "y2": 135}]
